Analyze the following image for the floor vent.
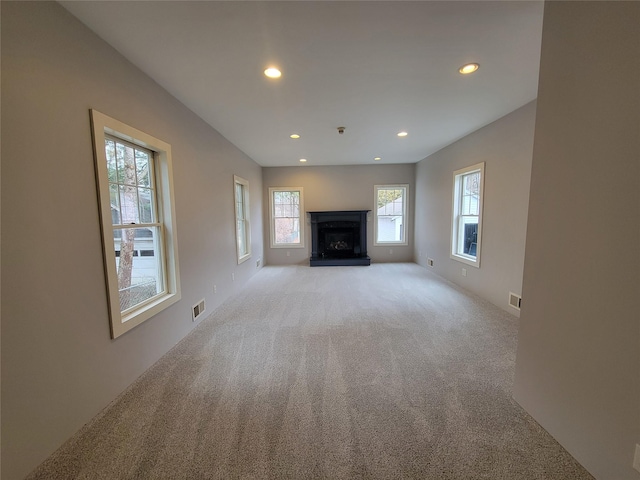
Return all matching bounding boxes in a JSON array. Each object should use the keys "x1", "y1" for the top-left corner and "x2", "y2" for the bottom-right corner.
[
  {"x1": 192, "y1": 299, "x2": 206, "y2": 321},
  {"x1": 509, "y1": 292, "x2": 522, "y2": 310}
]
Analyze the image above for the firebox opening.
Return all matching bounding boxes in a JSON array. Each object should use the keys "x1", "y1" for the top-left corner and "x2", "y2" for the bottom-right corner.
[{"x1": 320, "y1": 229, "x2": 357, "y2": 258}]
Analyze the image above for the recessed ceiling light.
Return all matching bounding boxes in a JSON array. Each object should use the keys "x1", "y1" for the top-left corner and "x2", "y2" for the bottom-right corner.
[
  {"x1": 397, "y1": 131, "x2": 408, "y2": 137},
  {"x1": 374, "y1": 157, "x2": 382, "y2": 161},
  {"x1": 299, "y1": 158, "x2": 307, "y2": 163},
  {"x1": 290, "y1": 134, "x2": 300, "y2": 139},
  {"x1": 264, "y1": 67, "x2": 282, "y2": 78},
  {"x1": 459, "y1": 63, "x2": 479, "y2": 75}
]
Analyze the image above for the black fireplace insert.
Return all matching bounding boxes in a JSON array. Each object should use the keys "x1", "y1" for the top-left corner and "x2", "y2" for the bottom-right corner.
[{"x1": 309, "y1": 210, "x2": 370, "y2": 266}]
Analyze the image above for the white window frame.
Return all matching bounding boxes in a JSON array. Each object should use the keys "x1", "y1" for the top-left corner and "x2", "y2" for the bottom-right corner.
[
  {"x1": 91, "y1": 110, "x2": 181, "y2": 338},
  {"x1": 451, "y1": 162, "x2": 485, "y2": 267},
  {"x1": 233, "y1": 175, "x2": 251, "y2": 264},
  {"x1": 374, "y1": 184, "x2": 409, "y2": 246},
  {"x1": 269, "y1": 187, "x2": 305, "y2": 248}
]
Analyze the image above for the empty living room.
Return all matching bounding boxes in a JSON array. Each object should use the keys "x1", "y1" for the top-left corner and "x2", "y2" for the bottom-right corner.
[{"x1": 2, "y1": 1, "x2": 638, "y2": 479}]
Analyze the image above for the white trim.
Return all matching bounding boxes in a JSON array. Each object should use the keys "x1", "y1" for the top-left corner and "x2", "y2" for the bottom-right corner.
[
  {"x1": 233, "y1": 175, "x2": 251, "y2": 264},
  {"x1": 450, "y1": 162, "x2": 484, "y2": 268},
  {"x1": 91, "y1": 109, "x2": 181, "y2": 338},
  {"x1": 268, "y1": 187, "x2": 305, "y2": 248},
  {"x1": 373, "y1": 184, "x2": 409, "y2": 246}
]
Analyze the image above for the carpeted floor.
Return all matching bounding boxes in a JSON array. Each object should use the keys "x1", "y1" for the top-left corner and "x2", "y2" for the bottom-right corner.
[{"x1": 27, "y1": 263, "x2": 594, "y2": 479}]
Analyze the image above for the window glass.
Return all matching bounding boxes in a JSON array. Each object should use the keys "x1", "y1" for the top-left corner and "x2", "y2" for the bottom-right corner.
[
  {"x1": 451, "y1": 163, "x2": 485, "y2": 266},
  {"x1": 234, "y1": 176, "x2": 251, "y2": 263},
  {"x1": 106, "y1": 136, "x2": 165, "y2": 313},
  {"x1": 374, "y1": 185, "x2": 408, "y2": 245},
  {"x1": 269, "y1": 188, "x2": 304, "y2": 247}
]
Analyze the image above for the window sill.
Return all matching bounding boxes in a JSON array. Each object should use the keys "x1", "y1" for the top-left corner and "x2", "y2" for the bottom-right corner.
[
  {"x1": 114, "y1": 291, "x2": 181, "y2": 338},
  {"x1": 450, "y1": 253, "x2": 480, "y2": 268},
  {"x1": 237, "y1": 253, "x2": 252, "y2": 265}
]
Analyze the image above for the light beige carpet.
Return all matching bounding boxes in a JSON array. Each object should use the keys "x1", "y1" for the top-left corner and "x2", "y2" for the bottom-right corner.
[{"x1": 27, "y1": 263, "x2": 593, "y2": 479}]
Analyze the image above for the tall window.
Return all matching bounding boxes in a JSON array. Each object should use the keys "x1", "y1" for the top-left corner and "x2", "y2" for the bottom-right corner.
[
  {"x1": 451, "y1": 162, "x2": 485, "y2": 267},
  {"x1": 106, "y1": 135, "x2": 163, "y2": 312},
  {"x1": 269, "y1": 187, "x2": 304, "y2": 248},
  {"x1": 374, "y1": 185, "x2": 408, "y2": 245},
  {"x1": 91, "y1": 110, "x2": 181, "y2": 338},
  {"x1": 233, "y1": 175, "x2": 251, "y2": 263}
]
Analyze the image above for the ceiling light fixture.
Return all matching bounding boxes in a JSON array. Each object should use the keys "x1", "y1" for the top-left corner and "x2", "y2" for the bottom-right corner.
[
  {"x1": 290, "y1": 134, "x2": 300, "y2": 139},
  {"x1": 397, "y1": 131, "x2": 408, "y2": 137},
  {"x1": 374, "y1": 157, "x2": 382, "y2": 161},
  {"x1": 264, "y1": 67, "x2": 282, "y2": 78},
  {"x1": 459, "y1": 63, "x2": 479, "y2": 75},
  {"x1": 299, "y1": 158, "x2": 307, "y2": 163}
]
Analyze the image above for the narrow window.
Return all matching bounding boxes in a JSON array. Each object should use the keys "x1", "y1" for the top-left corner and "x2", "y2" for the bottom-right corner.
[
  {"x1": 269, "y1": 187, "x2": 304, "y2": 248},
  {"x1": 374, "y1": 185, "x2": 409, "y2": 245},
  {"x1": 233, "y1": 175, "x2": 251, "y2": 263},
  {"x1": 91, "y1": 110, "x2": 181, "y2": 338},
  {"x1": 451, "y1": 162, "x2": 485, "y2": 267}
]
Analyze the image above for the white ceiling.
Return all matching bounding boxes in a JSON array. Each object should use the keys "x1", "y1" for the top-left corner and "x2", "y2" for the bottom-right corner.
[{"x1": 60, "y1": 1, "x2": 544, "y2": 167}]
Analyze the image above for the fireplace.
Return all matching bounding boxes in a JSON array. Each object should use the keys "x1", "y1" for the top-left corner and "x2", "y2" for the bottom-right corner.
[{"x1": 309, "y1": 210, "x2": 371, "y2": 266}]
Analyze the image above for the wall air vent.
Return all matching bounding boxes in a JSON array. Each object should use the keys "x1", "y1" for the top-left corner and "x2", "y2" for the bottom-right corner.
[
  {"x1": 509, "y1": 292, "x2": 522, "y2": 310},
  {"x1": 192, "y1": 299, "x2": 206, "y2": 321}
]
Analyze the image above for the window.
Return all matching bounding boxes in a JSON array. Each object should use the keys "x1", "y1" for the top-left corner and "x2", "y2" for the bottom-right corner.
[
  {"x1": 233, "y1": 175, "x2": 251, "y2": 263},
  {"x1": 91, "y1": 110, "x2": 181, "y2": 338},
  {"x1": 269, "y1": 187, "x2": 304, "y2": 248},
  {"x1": 451, "y1": 162, "x2": 485, "y2": 267},
  {"x1": 374, "y1": 185, "x2": 408, "y2": 245}
]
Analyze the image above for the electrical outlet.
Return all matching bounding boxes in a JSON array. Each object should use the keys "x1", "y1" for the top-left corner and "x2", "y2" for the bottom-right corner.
[
  {"x1": 427, "y1": 258, "x2": 434, "y2": 267},
  {"x1": 213, "y1": 284, "x2": 217, "y2": 294},
  {"x1": 256, "y1": 259, "x2": 261, "y2": 268},
  {"x1": 633, "y1": 444, "x2": 640, "y2": 473},
  {"x1": 462, "y1": 268, "x2": 467, "y2": 277}
]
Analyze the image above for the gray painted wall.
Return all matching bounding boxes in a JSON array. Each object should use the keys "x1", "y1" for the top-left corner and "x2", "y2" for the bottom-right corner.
[
  {"x1": 414, "y1": 102, "x2": 536, "y2": 315},
  {"x1": 514, "y1": 2, "x2": 640, "y2": 479},
  {"x1": 262, "y1": 164, "x2": 415, "y2": 265},
  {"x1": 1, "y1": 3, "x2": 264, "y2": 479}
]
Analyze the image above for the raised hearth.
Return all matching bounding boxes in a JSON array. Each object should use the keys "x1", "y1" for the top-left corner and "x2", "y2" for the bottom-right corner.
[{"x1": 309, "y1": 210, "x2": 371, "y2": 266}]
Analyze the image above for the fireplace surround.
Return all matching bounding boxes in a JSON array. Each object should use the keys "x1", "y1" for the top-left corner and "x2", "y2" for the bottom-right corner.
[{"x1": 309, "y1": 210, "x2": 371, "y2": 266}]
